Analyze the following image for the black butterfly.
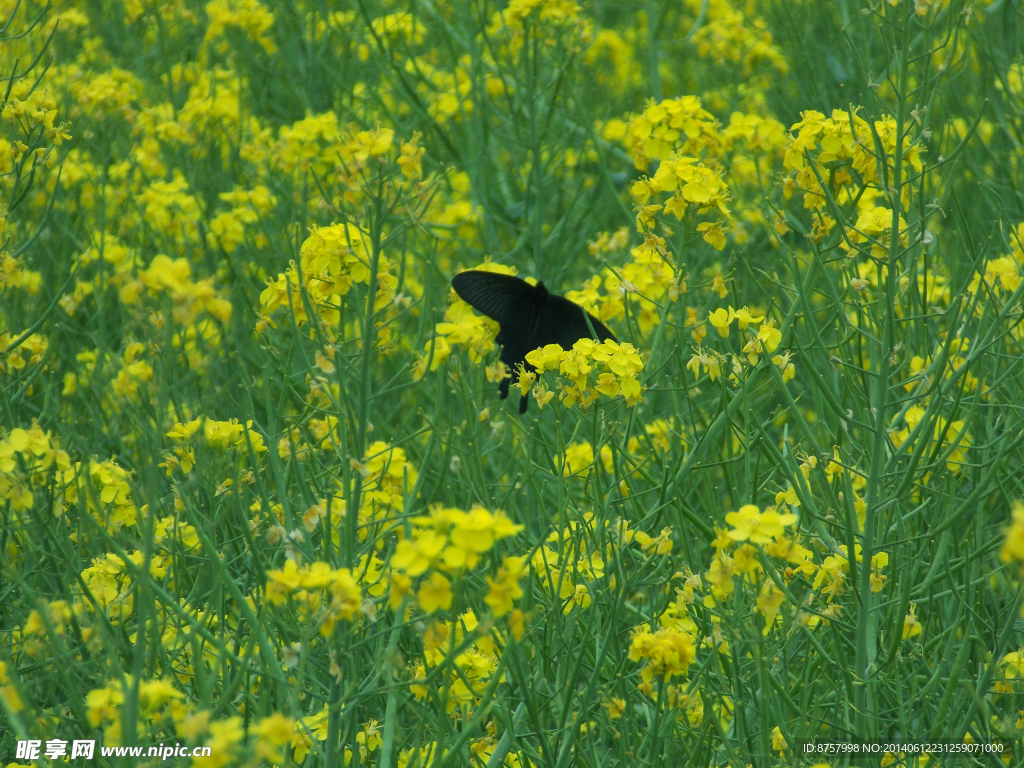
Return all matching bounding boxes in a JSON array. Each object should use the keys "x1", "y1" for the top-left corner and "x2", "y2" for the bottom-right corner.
[{"x1": 451, "y1": 270, "x2": 617, "y2": 413}]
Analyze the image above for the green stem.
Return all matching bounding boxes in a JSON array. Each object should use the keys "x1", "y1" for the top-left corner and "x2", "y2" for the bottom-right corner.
[{"x1": 857, "y1": 5, "x2": 911, "y2": 737}]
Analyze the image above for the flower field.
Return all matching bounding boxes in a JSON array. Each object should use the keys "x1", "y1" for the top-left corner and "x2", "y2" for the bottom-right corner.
[{"x1": 3, "y1": 0, "x2": 1024, "y2": 765}]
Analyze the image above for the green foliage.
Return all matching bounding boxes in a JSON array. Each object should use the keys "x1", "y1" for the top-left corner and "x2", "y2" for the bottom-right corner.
[{"x1": 2, "y1": 0, "x2": 1024, "y2": 766}]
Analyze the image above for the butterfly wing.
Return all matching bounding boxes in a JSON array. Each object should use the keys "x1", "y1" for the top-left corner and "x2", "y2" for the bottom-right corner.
[
  {"x1": 451, "y1": 271, "x2": 536, "y2": 325},
  {"x1": 452, "y1": 272, "x2": 542, "y2": 410},
  {"x1": 450, "y1": 271, "x2": 617, "y2": 414},
  {"x1": 494, "y1": 293, "x2": 539, "y2": 380},
  {"x1": 527, "y1": 294, "x2": 617, "y2": 351},
  {"x1": 515, "y1": 296, "x2": 616, "y2": 414}
]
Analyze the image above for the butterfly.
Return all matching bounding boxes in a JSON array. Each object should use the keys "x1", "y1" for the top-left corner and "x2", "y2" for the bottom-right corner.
[{"x1": 451, "y1": 270, "x2": 617, "y2": 413}]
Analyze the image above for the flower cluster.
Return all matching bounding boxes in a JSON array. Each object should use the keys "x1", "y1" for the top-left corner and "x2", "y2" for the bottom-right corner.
[
  {"x1": 628, "y1": 624, "x2": 699, "y2": 684},
  {"x1": 971, "y1": 254, "x2": 1023, "y2": 294},
  {"x1": 259, "y1": 222, "x2": 395, "y2": 328},
  {"x1": 624, "y1": 96, "x2": 722, "y2": 170},
  {"x1": 265, "y1": 560, "x2": 363, "y2": 636},
  {"x1": 782, "y1": 108, "x2": 924, "y2": 216},
  {"x1": 695, "y1": 498, "x2": 893, "y2": 634},
  {"x1": 813, "y1": 545, "x2": 890, "y2": 596},
  {"x1": 0, "y1": 426, "x2": 71, "y2": 512},
  {"x1": 409, "y1": 610, "x2": 504, "y2": 716},
  {"x1": 277, "y1": 416, "x2": 340, "y2": 460},
  {"x1": 631, "y1": 155, "x2": 731, "y2": 251},
  {"x1": 136, "y1": 254, "x2": 233, "y2": 327},
  {"x1": 616, "y1": 519, "x2": 675, "y2": 556},
  {"x1": 0, "y1": 332, "x2": 48, "y2": 374},
  {"x1": 532, "y1": 547, "x2": 602, "y2": 615},
  {"x1": 208, "y1": 185, "x2": 276, "y2": 252},
  {"x1": 689, "y1": 0, "x2": 789, "y2": 78},
  {"x1": 1, "y1": 81, "x2": 70, "y2": 141},
  {"x1": 724, "y1": 504, "x2": 798, "y2": 544},
  {"x1": 60, "y1": 460, "x2": 138, "y2": 531},
  {"x1": 393, "y1": 506, "x2": 522, "y2": 576},
  {"x1": 390, "y1": 505, "x2": 523, "y2": 613},
  {"x1": 889, "y1": 405, "x2": 973, "y2": 474},
  {"x1": 162, "y1": 417, "x2": 268, "y2": 475},
  {"x1": 86, "y1": 676, "x2": 183, "y2": 745},
  {"x1": 841, "y1": 205, "x2": 910, "y2": 260},
  {"x1": 968, "y1": 225, "x2": 1024, "y2": 297},
  {"x1": 560, "y1": 441, "x2": 612, "y2": 477},
  {"x1": 485, "y1": 556, "x2": 528, "y2": 617},
  {"x1": 566, "y1": 231, "x2": 682, "y2": 333},
  {"x1": 488, "y1": 0, "x2": 589, "y2": 56},
  {"x1": 347, "y1": 441, "x2": 420, "y2": 540},
  {"x1": 205, "y1": 0, "x2": 277, "y2": 55},
  {"x1": 524, "y1": 338, "x2": 645, "y2": 409},
  {"x1": 0, "y1": 0, "x2": 1014, "y2": 760}
]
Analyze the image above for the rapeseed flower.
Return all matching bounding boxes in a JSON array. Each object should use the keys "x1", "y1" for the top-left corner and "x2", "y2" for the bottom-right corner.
[
  {"x1": 1001, "y1": 501, "x2": 1024, "y2": 562},
  {"x1": 725, "y1": 504, "x2": 797, "y2": 544},
  {"x1": 628, "y1": 624, "x2": 698, "y2": 683},
  {"x1": 485, "y1": 556, "x2": 526, "y2": 616}
]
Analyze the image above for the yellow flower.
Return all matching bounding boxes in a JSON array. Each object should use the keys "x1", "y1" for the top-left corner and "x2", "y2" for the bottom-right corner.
[
  {"x1": 532, "y1": 383, "x2": 555, "y2": 408},
  {"x1": 772, "y1": 351, "x2": 795, "y2": 382},
  {"x1": 1002, "y1": 649, "x2": 1024, "y2": 678},
  {"x1": 628, "y1": 624, "x2": 698, "y2": 682},
  {"x1": 634, "y1": 527, "x2": 673, "y2": 555},
  {"x1": 508, "y1": 609, "x2": 526, "y2": 641},
  {"x1": 707, "y1": 307, "x2": 732, "y2": 337},
  {"x1": 86, "y1": 683, "x2": 125, "y2": 727},
  {"x1": 561, "y1": 442, "x2": 595, "y2": 477},
  {"x1": 902, "y1": 603, "x2": 922, "y2": 639},
  {"x1": 1001, "y1": 501, "x2": 1024, "y2": 562},
  {"x1": 254, "y1": 713, "x2": 296, "y2": 762},
  {"x1": 398, "y1": 135, "x2": 425, "y2": 178},
  {"x1": 758, "y1": 320, "x2": 782, "y2": 352},
  {"x1": 774, "y1": 487, "x2": 799, "y2": 507},
  {"x1": 516, "y1": 367, "x2": 536, "y2": 396},
  {"x1": 591, "y1": 339, "x2": 643, "y2": 376},
  {"x1": 686, "y1": 347, "x2": 724, "y2": 382},
  {"x1": 771, "y1": 726, "x2": 787, "y2": 752},
  {"x1": 696, "y1": 221, "x2": 726, "y2": 250},
  {"x1": 166, "y1": 418, "x2": 203, "y2": 442},
  {"x1": 562, "y1": 583, "x2": 591, "y2": 614},
  {"x1": 710, "y1": 272, "x2": 728, "y2": 298},
  {"x1": 755, "y1": 580, "x2": 784, "y2": 632},
  {"x1": 394, "y1": 506, "x2": 522, "y2": 576},
  {"x1": 825, "y1": 448, "x2": 844, "y2": 483},
  {"x1": 485, "y1": 556, "x2": 526, "y2": 617},
  {"x1": 391, "y1": 530, "x2": 447, "y2": 576},
  {"x1": 594, "y1": 372, "x2": 620, "y2": 398},
  {"x1": 604, "y1": 697, "x2": 626, "y2": 719},
  {"x1": 725, "y1": 504, "x2": 798, "y2": 544},
  {"x1": 704, "y1": 552, "x2": 736, "y2": 599},
  {"x1": 447, "y1": 506, "x2": 523, "y2": 559},
  {"x1": 388, "y1": 572, "x2": 412, "y2": 610},
  {"x1": 418, "y1": 573, "x2": 453, "y2": 613},
  {"x1": 521, "y1": 338, "x2": 645, "y2": 410},
  {"x1": 357, "y1": 720, "x2": 382, "y2": 753},
  {"x1": 844, "y1": 206, "x2": 909, "y2": 260},
  {"x1": 625, "y1": 96, "x2": 721, "y2": 168},
  {"x1": 799, "y1": 454, "x2": 818, "y2": 479},
  {"x1": 732, "y1": 306, "x2": 764, "y2": 330},
  {"x1": 525, "y1": 343, "x2": 568, "y2": 373},
  {"x1": 205, "y1": 0, "x2": 277, "y2": 54}
]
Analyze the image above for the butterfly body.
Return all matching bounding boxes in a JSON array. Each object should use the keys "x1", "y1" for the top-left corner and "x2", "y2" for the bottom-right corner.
[{"x1": 451, "y1": 271, "x2": 616, "y2": 413}]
